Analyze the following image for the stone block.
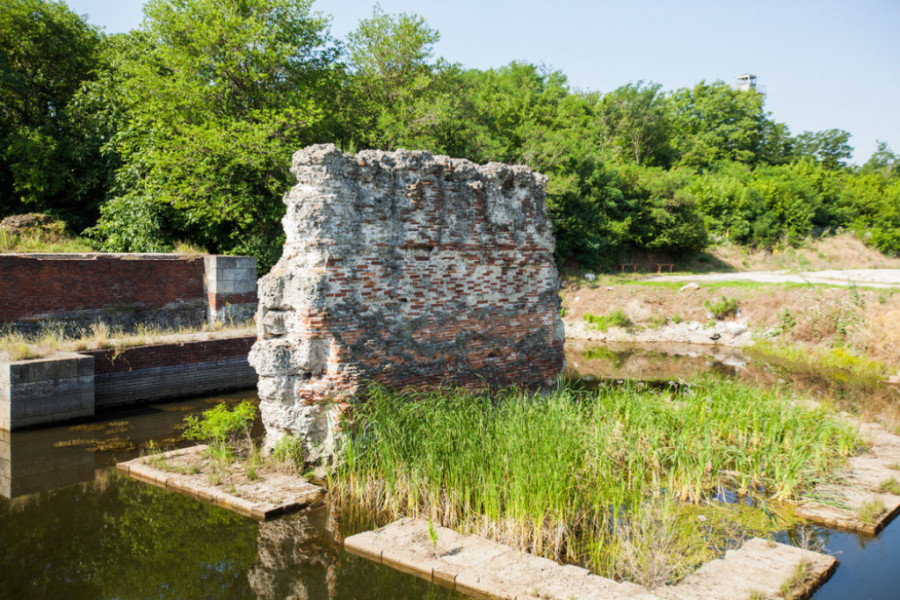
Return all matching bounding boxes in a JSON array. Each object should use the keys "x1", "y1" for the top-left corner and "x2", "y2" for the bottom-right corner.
[
  {"x1": 1, "y1": 354, "x2": 95, "y2": 430},
  {"x1": 7, "y1": 353, "x2": 91, "y2": 384},
  {"x1": 204, "y1": 255, "x2": 257, "y2": 301}
]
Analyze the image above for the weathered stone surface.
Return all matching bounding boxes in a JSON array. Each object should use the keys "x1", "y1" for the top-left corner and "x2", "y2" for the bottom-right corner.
[
  {"x1": 1, "y1": 353, "x2": 95, "y2": 430},
  {"x1": 117, "y1": 445, "x2": 324, "y2": 520},
  {"x1": 345, "y1": 519, "x2": 837, "y2": 600},
  {"x1": 789, "y1": 421, "x2": 900, "y2": 534},
  {"x1": 250, "y1": 144, "x2": 565, "y2": 457}
]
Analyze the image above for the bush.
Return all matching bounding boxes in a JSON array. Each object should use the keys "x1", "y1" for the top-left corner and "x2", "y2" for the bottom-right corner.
[
  {"x1": 183, "y1": 401, "x2": 257, "y2": 461},
  {"x1": 704, "y1": 296, "x2": 739, "y2": 320}
]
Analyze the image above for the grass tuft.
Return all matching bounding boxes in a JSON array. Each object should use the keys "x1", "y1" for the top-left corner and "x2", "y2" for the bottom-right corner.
[
  {"x1": 583, "y1": 309, "x2": 633, "y2": 332},
  {"x1": 878, "y1": 477, "x2": 900, "y2": 495},
  {"x1": 856, "y1": 499, "x2": 886, "y2": 525}
]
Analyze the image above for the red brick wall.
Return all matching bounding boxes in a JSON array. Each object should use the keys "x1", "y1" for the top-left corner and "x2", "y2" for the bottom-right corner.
[
  {"x1": 85, "y1": 336, "x2": 256, "y2": 375},
  {"x1": 0, "y1": 254, "x2": 205, "y2": 322}
]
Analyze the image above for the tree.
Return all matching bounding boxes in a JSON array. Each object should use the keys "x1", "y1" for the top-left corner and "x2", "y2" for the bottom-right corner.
[
  {"x1": 344, "y1": 5, "x2": 442, "y2": 150},
  {"x1": 0, "y1": 0, "x2": 104, "y2": 225},
  {"x1": 668, "y1": 81, "x2": 769, "y2": 168},
  {"x1": 88, "y1": 0, "x2": 340, "y2": 269},
  {"x1": 793, "y1": 129, "x2": 853, "y2": 170},
  {"x1": 598, "y1": 81, "x2": 673, "y2": 167},
  {"x1": 862, "y1": 141, "x2": 899, "y2": 179},
  {"x1": 347, "y1": 4, "x2": 439, "y2": 105}
]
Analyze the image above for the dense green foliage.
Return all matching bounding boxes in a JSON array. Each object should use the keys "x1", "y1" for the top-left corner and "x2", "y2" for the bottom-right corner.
[
  {"x1": 334, "y1": 382, "x2": 858, "y2": 584},
  {"x1": 2, "y1": 0, "x2": 899, "y2": 270}
]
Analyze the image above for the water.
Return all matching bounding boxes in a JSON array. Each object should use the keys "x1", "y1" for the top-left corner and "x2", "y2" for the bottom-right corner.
[
  {"x1": 3, "y1": 349, "x2": 899, "y2": 599},
  {"x1": 569, "y1": 340, "x2": 900, "y2": 599},
  {"x1": 0, "y1": 391, "x2": 462, "y2": 600}
]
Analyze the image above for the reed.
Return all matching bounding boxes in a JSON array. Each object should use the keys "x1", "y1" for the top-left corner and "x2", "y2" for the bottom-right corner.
[{"x1": 331, "y1": 380, "x2": 860, "y2": 586}]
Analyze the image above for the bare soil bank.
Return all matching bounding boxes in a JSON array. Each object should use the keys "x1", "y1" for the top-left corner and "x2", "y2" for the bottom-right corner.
[{"x1": 561, "y1": 275, "x2": 900, "y2": 374}]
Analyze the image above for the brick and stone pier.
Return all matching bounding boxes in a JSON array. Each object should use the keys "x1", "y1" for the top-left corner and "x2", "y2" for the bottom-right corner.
[{"x1": 250, "y1": 144, "x2": 565, "y2": 458}]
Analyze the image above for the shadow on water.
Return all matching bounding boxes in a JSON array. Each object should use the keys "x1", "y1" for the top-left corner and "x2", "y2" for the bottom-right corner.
[
  {"x1": 0, "y1": 390, "x2": 258, "y2": 499},
  {"x1": 0, "y1": 390, "x2": 462, "y2": 600}
]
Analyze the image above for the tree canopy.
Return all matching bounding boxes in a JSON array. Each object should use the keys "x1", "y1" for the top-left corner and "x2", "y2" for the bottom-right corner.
[{"x1": 1, "y1": 0, "x2": 897, "y2": 270}]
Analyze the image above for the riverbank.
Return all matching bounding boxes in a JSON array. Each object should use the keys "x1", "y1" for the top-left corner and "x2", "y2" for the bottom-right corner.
[{"x1": 560, "y1": 271, "x2": 900, "y2": 378}]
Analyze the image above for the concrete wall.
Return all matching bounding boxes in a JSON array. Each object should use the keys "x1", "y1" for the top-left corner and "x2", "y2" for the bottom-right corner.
[
  {"x1": 250, "y1": 144, "x2": 565, "y2": 457},
  {"x1": 0, "y1": 336, "x2": 256, "y2": 429},
  {"x1": 0, "y1": 253, "x2": 257, "y2": 333},
  {"x1": 0, "y1": 353, "x2": 94, "y2": 430}
]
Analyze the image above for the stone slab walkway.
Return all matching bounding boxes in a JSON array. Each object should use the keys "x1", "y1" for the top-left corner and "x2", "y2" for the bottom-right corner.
[
  {"x1": 117, "y1": 445, "x2": 324, "y2": 520},
  {"x1": 791, "y1": 422, "x2": 900, "y2": 534},
  {"x1": 345, "y1": 519, "x2": 836, "y2": 600}
]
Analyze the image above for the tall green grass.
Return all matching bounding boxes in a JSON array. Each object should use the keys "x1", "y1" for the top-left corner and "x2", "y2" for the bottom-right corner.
[
  {"x1": 0, "y1": 226, "x2": 94, "y2": 253},
  {"x1": 332, "y1": 381, "x2": 860, "y2": 586}
]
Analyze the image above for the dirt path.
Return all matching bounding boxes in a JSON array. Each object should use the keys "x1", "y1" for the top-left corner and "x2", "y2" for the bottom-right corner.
[{"x1": 645, "y1": 268, "x2": 900, "y2": 288}]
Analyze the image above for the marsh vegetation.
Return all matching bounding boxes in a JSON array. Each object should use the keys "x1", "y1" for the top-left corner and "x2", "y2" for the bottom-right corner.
[{"x1": 330, "y1": 381, "x2": 860, "y2": 586}]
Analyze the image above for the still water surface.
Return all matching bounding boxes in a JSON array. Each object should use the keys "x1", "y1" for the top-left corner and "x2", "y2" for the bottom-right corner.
[
  {"x1": 0, "y1": 391, "x2": 462, "y2": 600},
  {"x1": 2, "y1": 348, "x2": 899, "y2": 599}
]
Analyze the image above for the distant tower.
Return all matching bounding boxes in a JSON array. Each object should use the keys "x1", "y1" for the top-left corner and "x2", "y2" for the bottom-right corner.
[{"x1": 736, "y1": 73, "x2": 757, "y2": 92}]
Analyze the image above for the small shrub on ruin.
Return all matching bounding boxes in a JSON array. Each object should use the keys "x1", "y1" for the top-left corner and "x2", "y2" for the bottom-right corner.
[{"x1": 183, "y1": 401, "x2": 257, "y2": 462}]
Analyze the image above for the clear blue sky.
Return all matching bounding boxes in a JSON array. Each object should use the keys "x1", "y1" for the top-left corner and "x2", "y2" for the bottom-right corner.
[{"x1": 66, "y1": 0, "x2": 899, "y2": 164}]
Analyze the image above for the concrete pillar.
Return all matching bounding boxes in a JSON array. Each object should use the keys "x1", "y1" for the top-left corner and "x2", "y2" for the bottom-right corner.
[
  {"x1": 0, "y1": 353, "x2": 94, "y2": 430},
  {"x1": 203, "y1": 255, "x2": 258, "y2": 324}
]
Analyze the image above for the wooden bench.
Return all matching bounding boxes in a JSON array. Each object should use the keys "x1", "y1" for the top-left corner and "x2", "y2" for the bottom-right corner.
[
  {"x1": 656, "y1": 263, "x2": 675, "y2": 273},
  {"x1": 619, "y1": 263, "x2": 638, "y2": 273}
]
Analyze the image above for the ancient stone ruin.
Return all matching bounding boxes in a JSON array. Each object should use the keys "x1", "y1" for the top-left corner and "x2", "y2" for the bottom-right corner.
[{"x1": 249, "y1": 144, "x2": 565, "y2": 457}]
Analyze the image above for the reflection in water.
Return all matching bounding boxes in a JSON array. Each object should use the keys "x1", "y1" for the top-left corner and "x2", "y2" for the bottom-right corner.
[
  {"x1": 0, "y1": 389, "x2": 462, "y2": 600},
  {"x1": 249, "y1": 510, "x2": 336, "y2": 600},
  {"x1": 0, "y1": 474, "x2": 464, "y2": 600},
  {"x1": 566, "y1": 340, "x2": 748, "y2": 383},
  {"x1": 3, "y1": 352, "x2": 900, "y2": 598},
  {"x1": 0, "y1": 473, "x2": 259, "y2": 599},
  {"x1": 0, "y1": 426, "x2": 96, "y2": 498},
  {"x1": 567, "y1": 340, "x2": 900, "y2": 425},
  {"x1": 0, "y1": 390, "x2": 257, "y2": 500}
]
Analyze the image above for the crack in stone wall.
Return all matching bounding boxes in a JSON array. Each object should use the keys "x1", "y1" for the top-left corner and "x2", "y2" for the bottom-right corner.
[{"x1": 249, "y1": 144, "x2": 565, "y2": 458}]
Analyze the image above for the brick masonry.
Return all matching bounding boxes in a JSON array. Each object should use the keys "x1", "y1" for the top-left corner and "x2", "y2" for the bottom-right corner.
[
  {"x1": 249, "y1": 144, "x2": 565, "y2": 458},
  {"x1": 0, "y1": 253, "x2": 258, "y2": 333},
  {"x1": 84, "y1": 336, "x2": 257, "y2": 409}
]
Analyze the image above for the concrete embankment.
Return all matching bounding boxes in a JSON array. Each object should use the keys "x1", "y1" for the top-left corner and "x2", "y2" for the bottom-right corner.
[
  {"x1": 345, "y1": 518, "x2": 837, "y2": 600},
  {"x1": 1, "y1": 332, "x2": 256, "y2": 430}
]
